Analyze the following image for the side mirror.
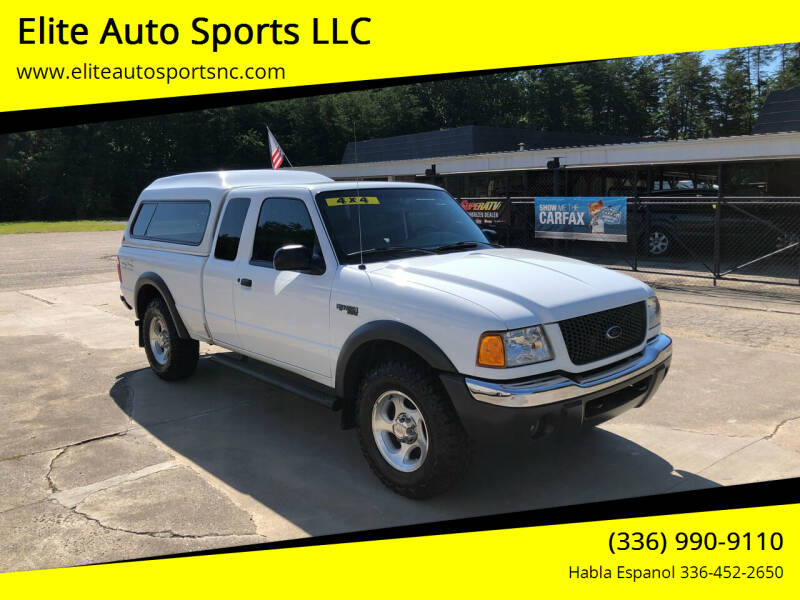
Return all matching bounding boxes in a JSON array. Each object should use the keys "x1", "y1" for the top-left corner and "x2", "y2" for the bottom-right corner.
[
  {"x1": 273, "y1": 244, "x2": 312, "y2": 271},
  {"x1": 482, "y1": 228, "x2": 498, "y2": 243}
]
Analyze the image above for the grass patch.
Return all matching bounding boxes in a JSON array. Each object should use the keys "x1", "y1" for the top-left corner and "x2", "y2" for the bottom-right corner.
[{"x1": 0, "y1": 220, "x2": 126, "y2": 234}]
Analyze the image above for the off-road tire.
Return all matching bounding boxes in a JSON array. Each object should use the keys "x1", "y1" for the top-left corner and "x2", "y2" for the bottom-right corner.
[
  {"x1": 142, "y1": 297, "x2": 199, "y2": 381},
  {"x1": 356, "y1": 360, "x2": 472, "y2": 498}
]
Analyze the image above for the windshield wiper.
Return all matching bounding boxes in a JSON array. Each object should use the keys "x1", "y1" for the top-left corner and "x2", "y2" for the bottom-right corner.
[
  {"x1": 435, "y1": 240, "x2": 505, "y2": 252},
  {"x1": 434, "y1": 241, "x2": 479, "y2": 251},
  {"x1": 434, "y1": 240, "x2": 505, "y2": 252},
  {"x1": 345, "y1": 246, "x2": 438, "y2": 258}
]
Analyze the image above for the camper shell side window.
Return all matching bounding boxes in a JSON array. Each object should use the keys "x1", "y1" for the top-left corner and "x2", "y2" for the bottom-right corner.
[{"x1": 130, "y1": 200, "x2": 211, "y2": 246}]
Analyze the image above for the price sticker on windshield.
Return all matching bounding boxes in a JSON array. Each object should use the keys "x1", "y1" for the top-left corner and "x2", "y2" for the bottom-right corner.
[{"x1": 326, "y1": 196, "x2": 380, "y2": 206}]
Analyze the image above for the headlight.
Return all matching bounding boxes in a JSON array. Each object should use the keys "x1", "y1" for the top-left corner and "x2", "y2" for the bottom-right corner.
[
  {"x1": 646, "y1": 295, "x2": 661, "y2": 330},
  {"x1": 477, "y1": 326, "x2": 553, "y2": 368}
]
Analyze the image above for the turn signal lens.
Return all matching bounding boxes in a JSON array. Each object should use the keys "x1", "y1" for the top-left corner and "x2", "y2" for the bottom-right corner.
[{"x1": 477, "y1": 334, "x2": 505, "y2": 368}]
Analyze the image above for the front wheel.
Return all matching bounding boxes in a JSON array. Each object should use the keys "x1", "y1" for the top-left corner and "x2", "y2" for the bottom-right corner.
[
  {"x1": 356, "y1": 361, "x2": 472, "y2": 498},
  {"x1": 142, "y1": 298, "x2": 199, "y2": 381}
]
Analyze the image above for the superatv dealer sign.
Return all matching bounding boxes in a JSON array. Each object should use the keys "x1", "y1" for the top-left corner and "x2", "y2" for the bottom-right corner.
[{"x1": 461, "y1": 199, "x2": 507, "y2": 225}]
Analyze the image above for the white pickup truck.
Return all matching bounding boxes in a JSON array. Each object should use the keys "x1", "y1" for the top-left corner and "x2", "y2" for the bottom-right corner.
[{"x1": 118, "y1": 170, "x2": 672, "y2": 498}]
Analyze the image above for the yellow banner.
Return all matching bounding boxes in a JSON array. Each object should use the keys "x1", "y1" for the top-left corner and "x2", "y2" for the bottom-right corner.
[
  {"x1": 1, "y1": 503, "x2": 796, "y2": 596},
  {"x1": 2, "y1": 1, "x2": 799, "y2": 113}
]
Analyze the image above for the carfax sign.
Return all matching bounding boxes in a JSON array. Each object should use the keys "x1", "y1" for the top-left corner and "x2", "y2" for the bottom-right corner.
[{"x1": 534, "y1": 197, "x2": 627, "y2": 242}]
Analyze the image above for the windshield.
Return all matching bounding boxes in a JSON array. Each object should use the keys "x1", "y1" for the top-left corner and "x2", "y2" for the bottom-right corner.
[{"x1": 315, "y1": 188, "x2": 490, "y2": 264}]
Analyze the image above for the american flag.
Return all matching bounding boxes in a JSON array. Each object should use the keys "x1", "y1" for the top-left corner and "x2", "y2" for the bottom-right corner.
[{"x1": 267, "y1": 128, "x2": 287, "y2": 169}]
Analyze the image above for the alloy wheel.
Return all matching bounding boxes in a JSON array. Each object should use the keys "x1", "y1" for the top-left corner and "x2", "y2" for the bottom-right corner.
[
  {"x1": 148, "y1": 315, "x2": 170, "y2": 366},
  {"x1": 648, "y1": 230, "x2": 670, "y2": 255},
  {"x1": 371, "y1": 390, "x2": 429, "y2": 472}
]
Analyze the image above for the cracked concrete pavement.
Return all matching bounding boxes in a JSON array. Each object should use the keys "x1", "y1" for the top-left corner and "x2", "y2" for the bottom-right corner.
[{"x1": 1, "y1": 230, "x2": 799, "y2": 572}]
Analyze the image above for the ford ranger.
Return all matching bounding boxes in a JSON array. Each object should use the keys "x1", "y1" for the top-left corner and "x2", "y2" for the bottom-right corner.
[{"x1": 118, "y1": 170, "x2": 672, "y2": 498}]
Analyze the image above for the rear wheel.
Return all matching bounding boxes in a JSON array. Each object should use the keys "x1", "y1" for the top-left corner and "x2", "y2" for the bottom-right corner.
[
  {"x1": 356, "y1": 360, "x2": 472, "y2": 498},
  {"x1": 142, "y1": 298, "x2": 199, "y2": 380},
  {"x1": 647, "y1": 228, "x2": 672, "y2": 256}
]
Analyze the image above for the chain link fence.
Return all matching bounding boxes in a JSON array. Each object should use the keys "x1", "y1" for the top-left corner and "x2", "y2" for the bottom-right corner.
[
  {"x1": 456, "y1": 195, "x2": 800, "y2": 286},
  {"x1": 629, "y1": 197, "x2": 800, "y2": 285}
]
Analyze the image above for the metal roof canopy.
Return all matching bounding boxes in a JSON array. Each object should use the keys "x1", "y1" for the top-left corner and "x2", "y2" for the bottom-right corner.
[
  {"x1": 302, "y1": 131, "x2": 800, "y2": 179},
  {"x1": 340, "y1": 125, "x2": 642, "y2": 164}
]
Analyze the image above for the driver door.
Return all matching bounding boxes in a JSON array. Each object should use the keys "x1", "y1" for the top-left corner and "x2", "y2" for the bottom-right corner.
[{"x1": 232, "y1": 193, "x2": 335, "y2": 380}]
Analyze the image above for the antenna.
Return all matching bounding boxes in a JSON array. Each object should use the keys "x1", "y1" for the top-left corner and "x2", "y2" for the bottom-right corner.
[{"x1": 354, "y1": 121, "x2": 366, "y2": 270}]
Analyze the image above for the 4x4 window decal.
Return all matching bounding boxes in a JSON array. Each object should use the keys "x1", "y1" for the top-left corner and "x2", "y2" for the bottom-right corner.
[{"x1": 326, "y1": 196, "x2": 380, "y2": 206}]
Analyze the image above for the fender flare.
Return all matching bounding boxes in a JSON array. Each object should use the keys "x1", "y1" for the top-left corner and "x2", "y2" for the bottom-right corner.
[
  {"x1": 334, "y1": 320, "x2": 457, "y2": 398},
  {"x1": 134, "y1": 272, "x2": 191, "y2": 340}
]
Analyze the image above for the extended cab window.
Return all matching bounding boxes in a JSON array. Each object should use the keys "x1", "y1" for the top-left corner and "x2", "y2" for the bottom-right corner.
[
  {"x1": 214, "y1": 197, "x2": 250, "y2": 260},
  {"x1": 251, "y1": 198, "x2": 320, "y2": 266},
  {"x1": 131, "y1": 200, "x2": 210, "y2": 245}
]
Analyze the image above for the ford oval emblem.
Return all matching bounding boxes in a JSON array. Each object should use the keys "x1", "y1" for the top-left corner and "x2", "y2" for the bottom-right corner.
[{"x1": 605, "y1": 325, "x2": 622, "y2": 340}]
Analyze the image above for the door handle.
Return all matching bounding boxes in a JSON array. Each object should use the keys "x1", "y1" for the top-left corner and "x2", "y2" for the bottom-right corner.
[{"x1": 238, "y1": 278, "x2": 252, "y2": 288}]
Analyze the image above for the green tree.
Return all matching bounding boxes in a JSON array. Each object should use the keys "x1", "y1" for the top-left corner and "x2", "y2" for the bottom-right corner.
[
  {"x1": 774, "y1": 43, "x2": 800, "y2": 90},
  {"x1": 657, "y1": 52, "x2": 714, "y2": 139},
  {"x1": 519, "y1": 66, "x2": 585, "y2": 131},
  {"x1": 2, "y1": 45, "x2": 791, "y2": 223},
  {"x1": 714, "y1": 48, "x2": 753, "y2": 135},
  {"x1": 413, "y1": 73, "x2": 523, "y2": 129}
]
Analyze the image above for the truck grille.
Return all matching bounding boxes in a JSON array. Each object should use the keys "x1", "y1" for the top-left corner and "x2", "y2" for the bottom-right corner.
[{"x1": 558, "y1": 302, "x2": 647, "y2": 365}]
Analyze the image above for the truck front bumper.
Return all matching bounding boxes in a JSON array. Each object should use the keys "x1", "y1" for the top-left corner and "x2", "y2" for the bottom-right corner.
[{"x1": 440, "y1": 334, "x2": 672, "y2": 441}]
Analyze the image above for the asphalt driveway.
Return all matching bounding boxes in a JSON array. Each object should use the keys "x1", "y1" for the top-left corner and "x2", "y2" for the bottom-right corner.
[{"x1": 1, "y1": 230, "x2": 799, "y2": 572}]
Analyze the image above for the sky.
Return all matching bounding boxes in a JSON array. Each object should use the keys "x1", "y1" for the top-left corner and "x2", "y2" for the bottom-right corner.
[{"x1": 698, "y1": 47, "x2": 784, "y2": 75}]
